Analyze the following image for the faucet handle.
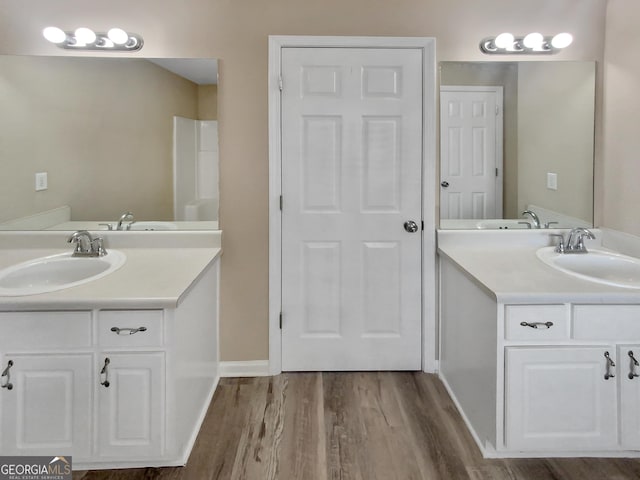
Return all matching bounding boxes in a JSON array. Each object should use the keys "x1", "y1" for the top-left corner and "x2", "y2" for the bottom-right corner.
[
  {"x1": 544, "y1": 221, "x2": 559, "y2": 229},
  {"x1": 98, "y1": 223, "x2": 114, "y2": 231},
  {"x1": 91, "y1": 237, "x2": 107, "y2": 256},
  {"x1": 549, "y1": 233, "x2": 566, "y2": 254}
]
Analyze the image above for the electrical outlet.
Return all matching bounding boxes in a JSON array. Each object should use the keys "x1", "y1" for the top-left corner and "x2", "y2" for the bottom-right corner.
[
  {"x1": 547, "y1": 172, "x2": 558, "y2": 190},
  {"x1": 35, "y1": 172, "x2": 48, "y2": 191}
]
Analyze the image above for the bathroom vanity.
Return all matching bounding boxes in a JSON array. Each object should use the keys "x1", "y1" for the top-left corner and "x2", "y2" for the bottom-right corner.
[
  {"x1": 0, "y1": 232, "x2": 221, "y2": 469},
  {"x1": 438, "y1": 229, "x2": 640, "y2": 458}
]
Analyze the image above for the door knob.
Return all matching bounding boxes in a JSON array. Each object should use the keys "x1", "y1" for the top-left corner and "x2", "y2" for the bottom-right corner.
[
  {"x1": 404, "y1": 220, "x2": 419, "y2": 233},
  {"x1": 441, "y1": 181, "x2": 450, "y2": 188}
]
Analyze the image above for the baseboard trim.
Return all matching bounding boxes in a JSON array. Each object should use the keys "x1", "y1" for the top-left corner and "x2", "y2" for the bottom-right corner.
[{"x1": 219, "y1": 360, "x2": 271, "y2": 377}]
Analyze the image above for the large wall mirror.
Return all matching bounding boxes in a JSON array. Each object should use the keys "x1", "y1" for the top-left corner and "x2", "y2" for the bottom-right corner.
[
  {"x1": 439, "y1": 61, "x2": 595, "y2": 230},
  {"x1": 0, "y1": 55, "x2": 219, "y2": 231}
]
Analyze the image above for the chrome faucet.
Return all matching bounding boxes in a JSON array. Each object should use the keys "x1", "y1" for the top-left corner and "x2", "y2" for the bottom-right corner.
[
  {"x1": 116, "y1": 211, "x2": 135, "y2": 231},
  {"x1": 550, "y1": 227, "x2": 596, "y2": 254},
  {"x1": 565, "y1": 227, "x2": 596, "y2": 253},
  {"x1": 67, "y1": 230, "x2": 107, "y2": 257},
  {"x1": 521, "y1": 210, "x2": 541, "y2": 229}
]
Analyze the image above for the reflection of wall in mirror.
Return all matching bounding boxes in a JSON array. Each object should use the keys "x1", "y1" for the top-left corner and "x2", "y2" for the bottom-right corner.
[
  {"x1": 0, "y1": 55, "x2": 217, "y2": 225},
  {"x1": 517, "y1": 63, "x2": 594, "y2": 224}
]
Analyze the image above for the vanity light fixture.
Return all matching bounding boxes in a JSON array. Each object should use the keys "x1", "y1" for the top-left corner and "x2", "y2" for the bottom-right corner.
[
  {"x1": 480, "y1": 32, "x2": 573, "y2": 55},
  {"x1": 42, "y1": 26, "x2": 144, "y2": 52}
]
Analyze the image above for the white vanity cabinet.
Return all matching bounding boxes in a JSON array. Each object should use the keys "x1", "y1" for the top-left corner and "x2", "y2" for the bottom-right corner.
[
  {"x1": 0, "y1": 311, "x2": 94, "y2": 457},
  {"x1": 504, "y1": 345, "x2": 618, "y2": 451},
  {"x1": 96, "y1": 309, "x2": 166, "y2": 458},
  {"x1": 439, "y1": 256, "x2": 640, "y2": 457},
  {"x1": 0, "y1": 353, "x2": 94, "y2": 458},
  {"x1": 0, "y1": 256, "x2": 220, "y2": 469},
  {"x1": 619, "y1": 344, "x2": 640, "y2": 449},
  {"x1": 97, "y1": 352, "x2": 165, "y2": 458}
]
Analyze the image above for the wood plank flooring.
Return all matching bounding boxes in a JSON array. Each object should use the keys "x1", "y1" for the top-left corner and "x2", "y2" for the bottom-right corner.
[{"x1": 74, "y1": 373, "x2": 640, "y2": 480}]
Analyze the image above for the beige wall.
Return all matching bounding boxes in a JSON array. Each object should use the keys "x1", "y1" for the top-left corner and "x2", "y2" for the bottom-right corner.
[
  {"x1": 602, "y1": 0, "x2": 640, "y2": 236},
  {"x1": 517, "y1": 62, "x2": 595, "y2": 223},
  {"x1": 0, "y1": 56, "x2": 199, "y2": 222},
  {"x1": 0, "y1": 0, "x2": 607, "y2": 361},
  {"x1": 440, "y1": 62, "x2": 519, "y2": 218},
  {"x1": 198, "y1": 85, "x2": 218, "y2": 121}
]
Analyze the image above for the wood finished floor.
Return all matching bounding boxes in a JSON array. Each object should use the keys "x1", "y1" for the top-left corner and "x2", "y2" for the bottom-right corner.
[{"x1": 74, "y1": 372, "x2": 640, "y2": 480}]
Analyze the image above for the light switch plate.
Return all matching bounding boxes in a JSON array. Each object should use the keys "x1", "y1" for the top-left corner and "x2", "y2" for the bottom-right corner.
[
  {"x1": 547, "y1": 172, "x2": 558, "y2": 190},
  {"x1": 35, "y1": 172, "x2": 48, "y2": 191}
]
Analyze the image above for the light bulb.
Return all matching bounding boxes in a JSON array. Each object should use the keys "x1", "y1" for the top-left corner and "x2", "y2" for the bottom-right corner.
[
  {"x1": 107, "y1": 28, "x2": 129, "y2": 45},
  {"x1": 523, "y1": 32, "x2": 544, "y2": 50},
  {"x1": 42, "y1": 26, "x2": 66, "y2": 44},
  {"x1": 552, "y1": 33, "x2": 573, "y2": 49},
  {"x1": 494, "y1": 33, "x2": 514, "y2": 49},
  {"x1": 74, "y1": 27, "x2": 96, "y2": 44}
]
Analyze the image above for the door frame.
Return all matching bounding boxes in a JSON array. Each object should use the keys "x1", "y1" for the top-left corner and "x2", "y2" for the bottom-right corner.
[
  {"x1": 439, "y1": 85, "x2": 504, "y2": 219},
  {"x1": 268, "y1": 35, "x2": 437, "y2": 375}
]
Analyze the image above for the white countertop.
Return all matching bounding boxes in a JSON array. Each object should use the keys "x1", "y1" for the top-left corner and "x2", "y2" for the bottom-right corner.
[
  {"x1": 437, "y1": 229, "x2": 640, "y2": 304},
  {"x1": 0, "y1": 247, "x2": 221, "y2": 310}
]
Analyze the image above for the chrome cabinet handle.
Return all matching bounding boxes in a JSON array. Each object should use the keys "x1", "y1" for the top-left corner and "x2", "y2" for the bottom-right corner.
[
  {"x1": 110, "y1": 326, "x2": 147, "y2": 336},
  {"x1": 403, "y1": 221, "x2": 419, "y2": 233},
  {"x1": 629, "y1": 350, "x2": 640, "y2": 380},
  {"x1": 1, "y1": 360, "x2": 13, "y2": 390},
  {"x1": 519, "y1": 321, "x2": 553, "y2": 329},
  {"x1": 100, "y1": 358, "x2": 110, "y2": 388},
  {"x1": 604, "y1": 351, "x2": 616, "y2": 380}
]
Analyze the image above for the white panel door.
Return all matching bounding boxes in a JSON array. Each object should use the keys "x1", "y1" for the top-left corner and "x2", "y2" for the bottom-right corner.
[
  {"x1": 0, "y1": 354, "x2": 92, "y2": 458},
  {"x1": 620, "y1": 345, "x2": 640, "y2": 449},
  {"x1": 505, "y1": 346, "x2": 618, "y2": 451},
  {"x1": 281, "y1": 47, "x2": 423, "y2": 371},
  {"x1": 440, "y1": 87, "x2": 502, "y2": 220}
]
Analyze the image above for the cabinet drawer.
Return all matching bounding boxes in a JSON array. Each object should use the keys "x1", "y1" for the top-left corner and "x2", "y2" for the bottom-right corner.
[
  {"x1": 98, "y1": 310, "x2": 163, "y2": 347},
  {"x1": 0, "y1": 311, "x2": 92, "y2": 349},
  {"x1": 505, "y1": 305, "x2": 569, "y2": 341},
  {"x1": 573, "y1": 305, "x2": 640, "y2": 340}
]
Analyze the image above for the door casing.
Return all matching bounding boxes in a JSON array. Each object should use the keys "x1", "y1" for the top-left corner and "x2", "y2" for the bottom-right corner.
[{"x1": 268, "y1": 36, "x2": 437, "y2": 374}]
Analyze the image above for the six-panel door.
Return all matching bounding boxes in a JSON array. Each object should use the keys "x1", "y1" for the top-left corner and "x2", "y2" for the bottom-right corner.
[{"x1": 280, "y1": 47, "x2": 424, "y2": 371}]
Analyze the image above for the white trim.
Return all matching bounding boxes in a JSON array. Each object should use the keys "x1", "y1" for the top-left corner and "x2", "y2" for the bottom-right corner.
[
  {"x1": 219, "y1": 360, "x2": 271, "y2": 377},
  {"x1": 269, "y1": 35, "x2": 437, "y2": 375},
  {"x1": 439, "y1": 85, "x2": 504, "y2": 220}
]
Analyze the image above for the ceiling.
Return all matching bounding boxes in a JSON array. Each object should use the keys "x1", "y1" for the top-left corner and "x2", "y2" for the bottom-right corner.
[{"x1": 147, "y1": 58, "x2": 218, "y2": 85}]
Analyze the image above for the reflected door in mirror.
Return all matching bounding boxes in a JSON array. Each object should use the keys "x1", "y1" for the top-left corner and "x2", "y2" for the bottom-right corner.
[{"x1": 440, "y1": 86, "x2": 503, "y2": 220}]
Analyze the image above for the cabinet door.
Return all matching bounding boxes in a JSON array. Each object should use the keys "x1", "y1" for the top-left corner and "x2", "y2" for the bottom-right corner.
[
  {"x1": 97, "y1": 352, "x2": 164, "y2": 458},
  {"x1": 505, "y1": 346, "x2": 618, "y2": 451},
  {"x1": 0, "y1": 354, "x2": 93, "y2": 458},
  {"x1": 619, "y1": 345, "x2": 640, "y2": 448}
]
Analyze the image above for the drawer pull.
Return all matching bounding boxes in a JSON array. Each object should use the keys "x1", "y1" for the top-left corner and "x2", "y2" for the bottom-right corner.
[
  {"x1": 100, "y1": 358, "x2": 110, "y2": 388},
  {"x1": 604, "y1": 351, "x2": 616, "y2": 380},
  {"x1": 110, "y1": 326, "x2": 148, "y2": 336},
  {"x1": 519, "y1": 321, "x2": 554, "y2": 329},
  {"x1": 1, "y1": 360, "x2": 13, "y2": 390},
  {"x1": 629, "y1": 351, "x2": 640, "y2": 380}
]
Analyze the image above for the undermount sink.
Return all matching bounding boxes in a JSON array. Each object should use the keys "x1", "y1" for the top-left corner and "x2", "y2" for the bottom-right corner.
[
  {"x1": 0, "y1": 250, "x2": 126, "y2": 296},
  {"x1": 536, "y1": 246, "x2": 640, "y2": 289}
]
